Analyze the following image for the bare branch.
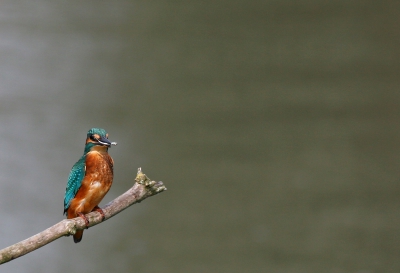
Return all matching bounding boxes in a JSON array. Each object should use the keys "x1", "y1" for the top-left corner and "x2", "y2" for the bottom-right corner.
[{"x1": 0, "y1": 168, "x2": 166, "y2": 265}]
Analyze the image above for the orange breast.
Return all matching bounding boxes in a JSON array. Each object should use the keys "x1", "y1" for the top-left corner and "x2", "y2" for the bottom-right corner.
[{"x1": 67, "y1": 151, "x2": 114, "y2": 218}]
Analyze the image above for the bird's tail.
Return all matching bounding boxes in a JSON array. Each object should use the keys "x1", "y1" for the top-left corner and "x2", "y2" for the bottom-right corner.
[{"x1": 73, "y1": 230, "x2": 83, "y2": 243}]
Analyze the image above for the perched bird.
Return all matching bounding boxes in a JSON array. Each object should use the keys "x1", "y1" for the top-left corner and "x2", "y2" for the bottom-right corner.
[{"x1": 63, "y1": 128, "x2": 117, "y2": 243}]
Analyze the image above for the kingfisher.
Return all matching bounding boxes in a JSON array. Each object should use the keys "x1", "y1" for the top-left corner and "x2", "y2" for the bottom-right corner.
[{"x1": 63, "y1": 128, "x2": 117, "y2": 243}]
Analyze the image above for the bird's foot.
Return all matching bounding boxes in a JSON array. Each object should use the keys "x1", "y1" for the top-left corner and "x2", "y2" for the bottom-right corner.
[
  {"x1": 93, "y1": 206, "x2": 106, "y2": 221},
  {"x1": 77, "y1": 212, "x2": 89, "y2": 228}
]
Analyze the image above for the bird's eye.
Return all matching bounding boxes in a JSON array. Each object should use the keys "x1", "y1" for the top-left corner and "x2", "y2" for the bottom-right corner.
[{"x1": 90, "y1": 135, "x2": 97, "y2": 141}]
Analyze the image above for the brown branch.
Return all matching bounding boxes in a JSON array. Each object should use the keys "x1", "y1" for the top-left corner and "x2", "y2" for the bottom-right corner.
[{"x1": 0, "y1": 168, "x2": 167, "y2": 265}]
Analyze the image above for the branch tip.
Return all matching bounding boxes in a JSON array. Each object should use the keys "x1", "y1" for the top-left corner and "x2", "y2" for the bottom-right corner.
[{"x1": 134, "y1": 168, "x2": 167, "y2": 193}]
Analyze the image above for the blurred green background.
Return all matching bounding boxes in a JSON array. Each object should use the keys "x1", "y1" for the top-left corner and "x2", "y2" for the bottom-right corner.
[{"x1": 0, "y1": 1, "x2": 399, "y2": 272}]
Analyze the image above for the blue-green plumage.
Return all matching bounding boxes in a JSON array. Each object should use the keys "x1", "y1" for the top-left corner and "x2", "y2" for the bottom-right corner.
[
  {"x1": 63, "y1": 155, "x2": 86, "y2": 214},
  {"x1": 63, "y1": 128, "x2": 114, "y2": 215}
]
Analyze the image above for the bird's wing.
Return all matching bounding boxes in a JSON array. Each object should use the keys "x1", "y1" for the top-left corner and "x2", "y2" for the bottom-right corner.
[{"x1": 63, "y1": 156, "x2": 86, "y2": 214}]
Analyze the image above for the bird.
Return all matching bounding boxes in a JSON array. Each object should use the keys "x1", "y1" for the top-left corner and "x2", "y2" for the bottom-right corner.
[{"x1": 63, "y1": 128, "x2": 117, "y2": 243}]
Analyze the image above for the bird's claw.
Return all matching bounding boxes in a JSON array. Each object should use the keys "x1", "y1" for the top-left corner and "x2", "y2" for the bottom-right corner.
[
  {"x1": 77, "y1": 212, "x2": 89, "y2": 228},
  {"x1": 93, "y1": 207, "x2": 106, "y2": 221}
]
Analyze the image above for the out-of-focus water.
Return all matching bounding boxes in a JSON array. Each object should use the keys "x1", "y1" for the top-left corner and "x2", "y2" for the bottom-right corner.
[{"x1": 0, "y1": 1, "x2": 399, "y2": 272}]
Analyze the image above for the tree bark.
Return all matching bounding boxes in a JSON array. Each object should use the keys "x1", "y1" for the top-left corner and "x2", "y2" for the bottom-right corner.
[{"x1": 0, "y1": 168, "x2": 166, "y2": 265}]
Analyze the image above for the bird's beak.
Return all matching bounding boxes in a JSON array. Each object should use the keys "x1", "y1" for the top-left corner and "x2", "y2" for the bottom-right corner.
[{"x1": 97, "y1": 136, "x2": 117, "y2": 147}]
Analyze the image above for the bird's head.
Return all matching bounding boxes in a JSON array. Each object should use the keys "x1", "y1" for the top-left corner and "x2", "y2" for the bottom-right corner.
[{"x1": 84, "y1": 128, "x2": 117, "y2": 153}]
